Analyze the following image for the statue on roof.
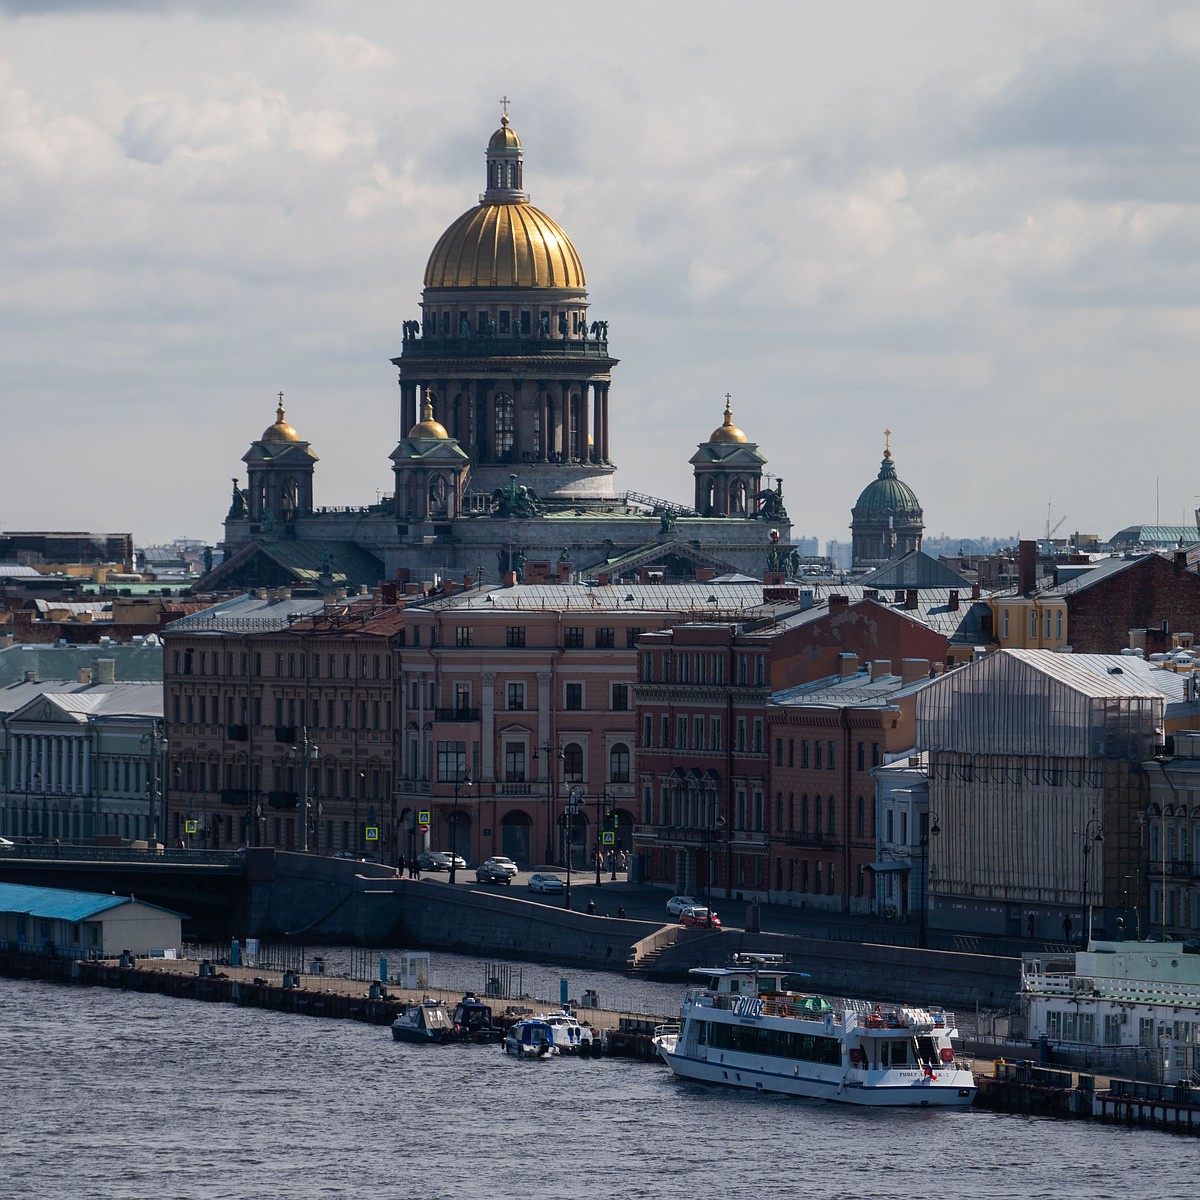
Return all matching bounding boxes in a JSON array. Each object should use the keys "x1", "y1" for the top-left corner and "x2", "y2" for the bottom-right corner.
[
  {"x1": 754, "y1": 479, "x2": 788, "y2": 521},
  {"x1": 492, "y1": 474, "x2": 542, "y2": 518},
  {"x1": 227, "y1": 478, "x2": 248, "y2": 521},
  {"x1": 657, "y1": 508, "x2": 676, "y2": 535}
]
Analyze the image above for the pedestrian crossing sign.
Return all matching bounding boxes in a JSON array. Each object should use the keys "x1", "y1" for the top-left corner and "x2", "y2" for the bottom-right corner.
[
  {"x1": 601, "y1": 831, "x2": 615, "y2": 845},
  {"x1": 365, "y1": 826, "x2": 379, "y2": 841},
  {"x1": 418, "y1": 811, "x2": 431, "y2": 826}
]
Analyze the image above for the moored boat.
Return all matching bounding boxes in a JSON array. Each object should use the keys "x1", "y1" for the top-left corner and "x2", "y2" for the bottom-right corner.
[
  {"x1": 451, "y1": 993, "x2": 503, "y2": 1044},
  {"x1": 658, "y1": 953, "x2": 976, "y2": 1107},
  {"x1": 503, "y1": 1018, "x2": 557, "y2": 1058},
  {"x1": 538, "y1": 1008, "x2": 597, "y2": 1055},
  {"x1": 391, "y1": 999, "x2": 454, "y2": 1044}
]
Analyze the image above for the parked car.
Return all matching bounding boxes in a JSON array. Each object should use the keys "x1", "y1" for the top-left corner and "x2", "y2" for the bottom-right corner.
[
  {"x1": 679, "y1": 906, "x2": 721, "y2": 929},
  {"x1": 665, "y1": 895, "x2": 699, "y2": 916},
  {"x1": 476, "y1": 856, "x2": 519, "y2": 884},
  {"x1": 417, "y1": 850, "x2": 466, "y2": 872},
  {"x1": 0, "y1": 836, "x2": 13, "y2": 849},
  {"x1": 528, "y1": 873, "x2": 566, "y2": 894}
]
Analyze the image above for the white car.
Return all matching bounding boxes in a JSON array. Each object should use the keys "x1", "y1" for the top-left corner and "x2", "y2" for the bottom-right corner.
[
  {"x1": 528, "y1": 873, "x2": 566, "y2": 894},
  {"x1": 665, "y1": 895, "x2": 699, "y2": 916}
]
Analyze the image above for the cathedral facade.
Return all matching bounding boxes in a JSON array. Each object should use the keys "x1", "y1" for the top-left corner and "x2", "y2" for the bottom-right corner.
[{"x1": 213, "y1": 112, "x2": 790, "y2": 591}]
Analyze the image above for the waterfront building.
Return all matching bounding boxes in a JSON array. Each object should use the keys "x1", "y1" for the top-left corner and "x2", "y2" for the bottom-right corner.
[
  {"x1": 161, "y1": 590, "x2": 409, "y2": 856},
  {"x1": 1141, "y1": 729, "x2": 1200, "y2": 940},
  {"x1": 869, "y1": 751, "x2": 931, "y2": 923},
  {"x1": 914, "y1": 649, "x2": 1199, "y2": 940},
  {"x1": 209, "y1": 111, "x2": 793, "y2": 592},
  {"x1": 0, "y1": 666, "x2": 164, "y2": 843}
]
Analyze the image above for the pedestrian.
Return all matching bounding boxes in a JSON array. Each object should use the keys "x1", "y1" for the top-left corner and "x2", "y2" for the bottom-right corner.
[
  {"x1": 411, "y1": 858, "x2": 421, "y2": 880},
  {"x1": 1026, "y1": 913, "x2": 1035, "y2": 938},
  {"x1": 397, "y1": 852, "x2": 406, "y2": 877},
  {"x1": 586, "y1": 899, "x2": 596, "y2": 915},
  {"x1": 1062, "y1": 914, "x2": 1073, "y2": 942},
  {"x1": 616, "y1": 905, "x2": 627, "y2": 919},
  {"x1": 53, "y1": 838, "x2": 61, "y2": 857}
]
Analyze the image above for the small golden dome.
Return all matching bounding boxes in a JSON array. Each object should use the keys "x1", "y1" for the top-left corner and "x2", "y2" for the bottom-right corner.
[
  {"x1": 424, "y1": 201, "x2": 585, "y2": 290},
  {"x1": 408, "y1": 390, "x2": 449, "y2": 440},
  {"x1": 708, "y1": 395, "x2": 748, "y2": 444},
  {"x1": 488, "y1": 114, "x2": 522, "y2": 151},
  {"x1": 262, "y1": 396, "x2": 300, "y2": 444}
]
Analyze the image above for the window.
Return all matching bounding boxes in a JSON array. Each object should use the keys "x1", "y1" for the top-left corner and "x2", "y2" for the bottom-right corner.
[
  {"x1": 626, "y1": 627, "x2": 644, "y2": 649},
  {"x1": 753, "y1": 719, "x2": 764, "y2": 753},
  {"x1": 596, "y1": 627, "x2": 615, "y2": 648},
  {"x1": 736, "y1": 719, "x2": 747, "y2": 752},
  {"x1": 506, "y1": 682, "x2": 525, "y2": 710},
  {"x1": 506, "y1": 626, "x2": 526, "y2": 647},
  {"x1": 565, "y1": 682, "x2": 583, "y2": 711},
  {"x1": 814, "y1": 741, "x2": 823, "y2": 770},
  {"x1": 677, "y1": 716, "x2": 689, "y2": 750},
  {"x1": 642, "y1": 714, "x2": 653, "y2": 747},
  {"x1": 455, "y1": 626, "x2": 473, "y2": 647},
  {"x1": 693, "y1": 716, "x2": 705, "y2": 750},
  {"x1": 563, "y1": 742, "x2": 584, "y2": 783},
  {"x1": 856, "y1": 742, "x2": 865, "y2": 771},
  {"x1": 710, "y1": 716, "x2": 722, "y2": 751},
  {"x1": 609, "y1": 744, "x2": 631, "y2": 783},
  {"x1": 775, "y1": 738, "x2": 784, "y2": 767},
  {"x1": 437, "y1": 741, "x2": 467, "y2": 781},
  {"x1": 610, "y1": 683, "x2": 630, "y2": 711},
  {"x1": 828, "y1": 741, "x2": 836, "y2": 770},
  {"x1": 504, "y1": 743, "x2": 526, "y2": 782},
  {"x1": 801, "y1": 740, "x2": 810, "y2": 769},
  {"x1": 563, "y1": 627, "x2": 584, "y2": 648}
]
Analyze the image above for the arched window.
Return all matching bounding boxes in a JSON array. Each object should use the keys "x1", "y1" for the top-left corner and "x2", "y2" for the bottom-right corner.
[
  {"x1": 609, "y1": 743, "x2": 630, "y2": 784},
  {"x1": 562, "y1": 742, "x2": 583, "y2": 783}
]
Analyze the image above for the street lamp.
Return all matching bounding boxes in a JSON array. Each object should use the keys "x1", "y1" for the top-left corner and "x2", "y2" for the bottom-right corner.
[
  {"x1": 288, "y1": 728, "x2": 318, "y2": 852},
  {"x1": 533, "y1": 745, "x2": 563, "y2": 865},
  {"x1": 706, "y1": 800, "x2": 725, "y2": 928},
  {"x1": 449, "y1": 768, "x2": 471, "y2": 885},
  {"x1": 141, "y1": 718, "x2": 166, "y2": 846},
  {"x1": 918, "y1": 810, "x2": 941, "y2": 949},
  {"x1": 594, "y1": 791, "x2": 605, "y2": 887},
  {"x1": 1081, "y1": 817, "x2": 1105, "y2": 948},
  {"x1": 565, "y1": 784, "x2": 583, "y2": 910}
]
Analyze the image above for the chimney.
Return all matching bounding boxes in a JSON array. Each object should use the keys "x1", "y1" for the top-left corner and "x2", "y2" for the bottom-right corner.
[
  {"x1": 829, "y1": 593, "x2": 849, "y2": 608},
  {"x1": 557, "y1": 560, "x2": 572, "y2": 583},
  {"x1": 901, "y1": 658, "x2": 929, "y2": 684},
  {"x1": 869, "y1": 659, "x2": 892, "y2": 680},
  {"x1": 864, "y1": 589, "x2": 879, "y2": 601},
  {"x1": 95, "y1": 658, "x2": 116, "y2": 684},
  {"x1": 22, "y1": 670, "x2": 37, "y2": 683},
  {"x1": 695, "y1": 567, "x2": 715, "y2": 582},
  {"x1": 78, "y1": 667, "x2": 93, "y2": 685},
  {"x1": 971, "y1": 582, "x2": 981, "y2": 600},
  {"x1": 894, "y1": 590, "x2": 905, "y2": 603},
  {"x1": 905, "y1": 589, "x2": 918, "y2": 610},
  {"x1": 839, "y1": 653, "x2": 859, "y2": 678},
  {"x1": 1018, "y1": 539, "x2": 1037, "y2": 594},
  {"x1": 1176, "y1": 549, "x2": 1189, "y2": 571},
  {"x1": 948, "y1": 589, "x2": 959, "y2": 612}
]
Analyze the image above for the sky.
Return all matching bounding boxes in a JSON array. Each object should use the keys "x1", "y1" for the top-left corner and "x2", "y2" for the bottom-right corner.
[{"x1": 2, "y1": 0, "x2": 1199, "y2": 552}]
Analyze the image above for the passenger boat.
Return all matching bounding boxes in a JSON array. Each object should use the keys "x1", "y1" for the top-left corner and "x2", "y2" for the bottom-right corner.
[
  {"x1": 658, "y1": 954, "x2": 976, "y2": 1107},
  {"x1": 391, "y1": 999, "x2": 454, "y2": 1044},
  {"x1": 503, "y1": 1018, "x2": 557, "y2": 1058},
  {"x1": 538, "y1": 1008, "x2": 597, "y2": 1055}
]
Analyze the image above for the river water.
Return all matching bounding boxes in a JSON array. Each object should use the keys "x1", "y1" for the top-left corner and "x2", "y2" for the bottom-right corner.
[{"x1": 2, "y1": 958, "x2": 1192, "y2": 1200}]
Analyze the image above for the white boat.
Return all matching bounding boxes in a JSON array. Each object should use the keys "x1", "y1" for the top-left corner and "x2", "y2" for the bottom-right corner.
[
  {"x1": 658, "y1": 954, "x2": 976, "y2": 1107},
  {"x1": 503, "y1": 1018, "x2": 557, "y2": 1058},
  {"x1": 538, "y1": 1009, "x2": 597, "y2": 1055}
]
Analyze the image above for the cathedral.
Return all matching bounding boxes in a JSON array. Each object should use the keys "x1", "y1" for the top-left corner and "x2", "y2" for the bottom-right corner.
[{"x1": 209, "y1": 110, "x2": 791, "y2": 592}]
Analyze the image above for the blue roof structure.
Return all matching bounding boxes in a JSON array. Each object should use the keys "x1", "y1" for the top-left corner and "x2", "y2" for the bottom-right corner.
[{"x1": 0, "y1": 881, "x2": 181, "y2": 921}]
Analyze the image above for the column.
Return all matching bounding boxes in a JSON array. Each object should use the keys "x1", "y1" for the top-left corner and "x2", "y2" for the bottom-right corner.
[
  {"x1": 601, "y1": 385, "x2": 611, "y2": 464},
  {"x1": 539, "y1": 387, "x2": 550, "y2": 461},
  {"x1": 536, "y1": 671, "x2": 552, "y2": 765},
  {"x1": 579, "y1": 383, "x2": 591, "y2": 464},
  {"x1": 480, "y1": 671, "x2": 496, "y2": 783},
  {"x1": 592, "y1": 384, "x2": 603, "y2": 465}
]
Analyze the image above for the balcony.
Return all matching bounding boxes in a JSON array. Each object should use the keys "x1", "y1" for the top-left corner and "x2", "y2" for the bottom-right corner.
[
  {"x1": 219, "y1": 788, "x2": 249, "y2": 807},
  {"x1": 434, "y1": 707, "x2": 480, "y2": 722},
  {"x1": 267, "y1": 790, "x2": 299, "y2": 810},
  {"x1": 226, "y1": 725, "x2": 249, "y2": 742},
  {"x1": 399, "y1": 334, "x2": 610, "y2": 360},
  {"x1": 498, "y1": 782, "x2": 536, "y2": 796}
]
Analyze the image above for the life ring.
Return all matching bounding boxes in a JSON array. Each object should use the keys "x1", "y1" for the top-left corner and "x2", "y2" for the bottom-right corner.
[{"x1": 779, "y1": 1005, "x2": 790, "y2": 1017}]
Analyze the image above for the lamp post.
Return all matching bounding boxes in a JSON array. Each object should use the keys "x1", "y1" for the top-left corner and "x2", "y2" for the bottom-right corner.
[
  {"x1": 289, "y1": 727, "x2": 318, "y2": 852},
  {"x1": 565, "y1": 784, "x2": 583, "y2": 910},
  {"x1": 449, "y1": 768, "x2": 471, "y2": 885},
  {"x1": 1081, "y1": 818, "x2": 1105, "y2": 949},
  {"x1": 141, "y1": 718, "x2": 165, "y2": 846},
  {"x1": 918, "y1": 810, "x2": 941, "y2": 949},
  {"x1": 594, "y1": 791, "x2": 605, "y2": 887},
  {"x1": 706, "y1": 800, "x2": 725, "y2": 928},
  {"x1": 533, "y1": 745, "x2": 563, "y2": 866}
]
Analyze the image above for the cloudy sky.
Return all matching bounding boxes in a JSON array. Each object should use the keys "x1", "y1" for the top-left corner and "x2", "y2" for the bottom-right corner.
[{"x1": 2, "y1": 0, "x2": 1198, "y2": 551}]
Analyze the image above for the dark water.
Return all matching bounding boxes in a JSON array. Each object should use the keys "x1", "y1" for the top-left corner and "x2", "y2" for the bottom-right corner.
[{"x1": 2, "y1": 970, "x2": 1192, "y2": 1200}]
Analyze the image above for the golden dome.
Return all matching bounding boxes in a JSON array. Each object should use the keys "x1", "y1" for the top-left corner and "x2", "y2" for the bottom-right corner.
[
  {"x1": 708, "y1": 395, "x2": 748, "y2": 444},
  {"x1": 262, "y1": 396, "x2": 300, "y2": 444},
  {"x1": 408, "y1": 390, "x2": 449, "y2": 439},
  {"x1": 424, "y1": 201, "x2": 585, "y2": 290},
  {"x1": 488, "y1": 114, "x2": 522, "y2": 151}
]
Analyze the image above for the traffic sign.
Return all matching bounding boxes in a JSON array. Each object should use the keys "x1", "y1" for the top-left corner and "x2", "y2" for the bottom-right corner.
[
  {"x1": 185, "y1": 819, "x2": 198, "y2": 834},
  {"x1": 419, "y1": 823, "x2": 429, "y2": 834},
  {"x1": 418, "y1": 810, "x2": 431, "y2": 825},
  {"x1": 365, "y1": 826, "x2": 379, "y2": 841},
  {"x1": 601, "y1": 831, "x2": 615, "y2": 845}
]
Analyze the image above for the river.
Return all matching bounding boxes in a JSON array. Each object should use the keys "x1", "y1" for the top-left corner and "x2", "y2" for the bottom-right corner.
[{"x1": 2, "y1": 956, "x2": 1190, "y2": 1200}]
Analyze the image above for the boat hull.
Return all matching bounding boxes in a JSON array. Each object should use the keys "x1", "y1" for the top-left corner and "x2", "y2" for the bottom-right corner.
[{"x1": 660, "y1": 1047, "x2": 976, "y2": 1107}]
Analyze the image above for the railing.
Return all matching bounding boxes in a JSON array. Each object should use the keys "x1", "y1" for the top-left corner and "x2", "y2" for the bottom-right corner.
[
  {"x1": 1023, "y1": 970, "x2": 1200, "y2": 1007},
  {"x1": 498, "y1": 783, "x2": 536, "y2": 796},
  {"x1": 0, "y1": 844, "x2": 243, "y2": 867},
  {"x1": 433, "y1": 707, "x2": 480, "y2": 722}
]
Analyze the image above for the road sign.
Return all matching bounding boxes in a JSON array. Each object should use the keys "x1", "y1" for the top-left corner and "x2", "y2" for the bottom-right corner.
[
  {"x1": 365, "y1": 826, "x2": 379, "y2": 841},
  {"x1": 601, "y1": 831, "x2": 615, "y2": 845},
  {"x1": 418, "y1": 810, "x2": 431, "y2": 825},
  {"x1": 419, "y1": 823, "x2": 429, "y2": 834},
  {"x1": 185, "y1": 819, "x2": 198, "y2": 834}
]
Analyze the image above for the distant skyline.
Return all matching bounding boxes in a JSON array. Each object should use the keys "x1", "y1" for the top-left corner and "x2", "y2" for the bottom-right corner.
[{"x1": 2, "y1": 2, "x2": 1199, "y2": 550}]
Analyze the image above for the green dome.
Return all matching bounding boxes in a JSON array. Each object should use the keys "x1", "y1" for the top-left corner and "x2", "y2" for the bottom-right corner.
[{"x1": 853, "y1": 452, "x2": 922, "y2": 516}]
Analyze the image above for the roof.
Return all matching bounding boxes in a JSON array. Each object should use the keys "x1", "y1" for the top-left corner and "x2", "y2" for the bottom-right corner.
[
  {"x1": 0, "y1": 881, "x2": 182, "y2": 922},
  {"x1": 0, "y1": 681, "x2": 163, "y2": 721},
  {"x1": 852, "y1": 551, "x2": 971, "y2": 590},
  {"x1": 800, "y1": 582, "x2": 991, "y2": 645},
  {"x1": 164, "y1": 590, "x2": 327, "y2": 634},
  {"x1": 412, "y1": 580, "x2": 779, "y2": 616},
  {"x1": 198, "y1": 540, "x2": 383, "y2": 592},
  {"x1": 771, "y1": 668, "x2": 934, "y2": 710},
  {"x1": 1002, "y1": 649, "x2": 1181, "y2": 701},
  {"x1": 0, "y1": 642, "x2": 163, "y2": 685},
  {"x1": 1110, "y1": 525, "x2": 1199, "y2": 548}
]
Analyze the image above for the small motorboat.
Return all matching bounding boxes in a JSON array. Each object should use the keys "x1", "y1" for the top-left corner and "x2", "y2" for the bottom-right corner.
[
  {"x1": 391, "y1": 999, "x2": 454, "y2": 1044},
  {"x1": 451, "y1": 994, "x2": 503, "y2": 1044},
  {"x1": 503, "y1": 1018, "x2": 557, "y2": 1058},
  {"x1": 539, "y1": 1008, "x2": 597, "y2": 1055}
]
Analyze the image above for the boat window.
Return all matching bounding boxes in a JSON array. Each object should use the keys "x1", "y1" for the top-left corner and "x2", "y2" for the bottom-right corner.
[
  {"x1": 889, "y1": 1039, "x2": 909, "y2": 1065},
  {"x1": 916, "y1": 1036, "x2": 938, "y2": 1067}
]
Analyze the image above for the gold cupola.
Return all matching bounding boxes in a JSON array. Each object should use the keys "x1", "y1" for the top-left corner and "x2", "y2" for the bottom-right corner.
[
  {"x1": 423, "y1": 107, "x2": 586, "y2": 290},
  {"x1": 408, "y1": 389, "x2": 449, "y2": 440},
  {"x1": 708, "y1": 395, "x2": 748, "y2": 444},
  {"x1": 261, "y1": 394, "x2": 300, "y2": 444}
]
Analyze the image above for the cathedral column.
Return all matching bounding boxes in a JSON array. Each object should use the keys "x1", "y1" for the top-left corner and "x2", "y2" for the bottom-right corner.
[
  {"x1": 401, "y1": 383, "x2": 418, "y2": 438},
  {"x1": 485, "y1": 385, "x2": 496, "y2": 463},
  {"x1": 579, "y1": 383, "x2": 591, "y2": 463},
  {"x1": 592, "y1": 385, "x2": 603, "y2": 465},
  {"x1": 601, "y1": 384, "x2": 611, "y2": 463},
  {"x1": 538, "y1": 385, "x2": 549, "y2": 461}
]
